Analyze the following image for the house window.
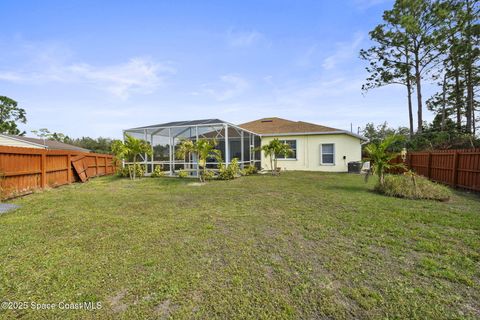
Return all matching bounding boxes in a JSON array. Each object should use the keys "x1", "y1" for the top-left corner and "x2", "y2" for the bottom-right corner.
[
  {"x1": 276, "y1": 140, "x2": 297, "y2": 159},
  {"x1": 321, "y1": 143, "x2": 335, "y2": 165}
]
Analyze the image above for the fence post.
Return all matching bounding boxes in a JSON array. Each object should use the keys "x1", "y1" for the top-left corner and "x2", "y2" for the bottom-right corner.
[
  {"x1": 95, "y1": 156, "x2": 98, "y2": 177},
  {"x1": 103, "y1": 155, "x2": 107, "y2": 175},
  {"x1": 452, "y1": 151, "x2": 459, "y2": 187},
  {"x1": 41, "y1": 152, "x2": 47, "y2": 188},
  {"x1": 67, "y1": 154, "x2": 71, "y2": 183},
  {"x1": 427, "y1": 152, "x2": 432, "y2": 178}
]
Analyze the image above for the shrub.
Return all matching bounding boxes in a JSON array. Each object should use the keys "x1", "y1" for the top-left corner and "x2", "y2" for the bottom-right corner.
[
  {"x1": 151, "y1": 165, "x2": 166, "y2": 178},
  {"x1": 375, "y1": 174, "x2": 451, "y2": 201},
  {"x1": 217, "y1": 163, "x2": 231, "y2": 180},
  {"x1": 116, "y1": 166, "x2": 130, "y2": 178},
  {"x1": 243, "y1": 164, "x2": 258, "y2": 175},
  {"x1": 134, "y1": 164, "x2": 145, "y2": 178},
  {"x1": 229, "y1": 158, "x2": 241, "y2": 175},
  {"x1": 202, "y1": 170, "x2": 215, "y2": 180},
  {"x1": 218, "y1": 158, "x2": 241, "y2": 180},
  {"x1": 116, "y1": 164, "x2": 145, "y2": 178},
  {"x1": 178, "y1": 170, "x2": 189, "y2": 178}
]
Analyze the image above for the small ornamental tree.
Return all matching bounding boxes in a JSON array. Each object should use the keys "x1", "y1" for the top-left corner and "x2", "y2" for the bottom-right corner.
[
  {"x1": 260, "y1": 139, "x2": 293, "y2": 175},
  {"x1": 175, "y1": 139, "x2": 221, "y2": 182},
  {"x1": 364, "y1": 135, "x2": 405, "y2": 187},
  {"x1": 112, "y1": 134, "x2": 152, "y2": 180}
]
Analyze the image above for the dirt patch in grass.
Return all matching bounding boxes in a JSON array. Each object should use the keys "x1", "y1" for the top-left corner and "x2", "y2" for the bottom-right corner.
[
  {"x1": 188, "y1": 182, "x2": 206, "y2": 187},
  {"x1": 155, "y1": 299, "x2": 178, "y2": 319},
  {"x1": 108, "y1": 289, "x2": 128, "y2": 313}
]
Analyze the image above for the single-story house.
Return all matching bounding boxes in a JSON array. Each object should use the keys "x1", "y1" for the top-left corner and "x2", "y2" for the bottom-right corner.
[
  {"x1": 0, "y1": 134, "x2": 90, "y2": 153},
  {"x1": 123, "y1": 117, "x2": 366, "y2": 175},
  {"x1": 239, "y1": 117, "x2": 366, "y2": 172}
]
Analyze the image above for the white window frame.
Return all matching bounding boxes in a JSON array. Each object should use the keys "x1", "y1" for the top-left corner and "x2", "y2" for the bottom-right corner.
[
  {"x1": 277, "y1": 139, "x2": 297, "y2": 160},
  {"x1": 320, "y1": 143, "x2": 335, "y2": 165}
]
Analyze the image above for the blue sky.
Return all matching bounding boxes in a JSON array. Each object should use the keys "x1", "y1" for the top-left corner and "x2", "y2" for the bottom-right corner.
[{"x1": 0, "y1": 0, "x2": 436, "y2": 138}]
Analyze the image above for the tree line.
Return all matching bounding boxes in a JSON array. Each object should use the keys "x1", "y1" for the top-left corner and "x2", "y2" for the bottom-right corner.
[
  {"x1": 360, "y1": 0, "x2": 479, "y2": 147},
  {"x1": 30, "y1": 128, "x2": 115, "y2": 154}
]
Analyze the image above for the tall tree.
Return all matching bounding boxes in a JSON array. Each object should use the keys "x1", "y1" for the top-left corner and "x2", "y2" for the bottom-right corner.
[
  {"x1": 361, "y1": 24, "x2": 416, "y2": 136},
  {"x1": 0, "y1": 96, "x2": 27, "y2": 135},
  {"x1": 70, "y1": 136, "x2": 114, "y2": 153},
  {"x1": 384, "y1": 0, "x2": 447, "y2": 133},
  {"x1": 31, "y1": 128, "x2": 70, "y2": 143},
  {"x1": 426, "y1": 72, "x2": 451, "y2": 131},
  {"x1": 461, "y1": 0, "x2": 479, "y2": 133},
  {"x1": 426, "y1": 0, "x2": 479, "y2": 134},
  {"x1": 31, "y1": 128, "x2": 51, "y2": 140}
]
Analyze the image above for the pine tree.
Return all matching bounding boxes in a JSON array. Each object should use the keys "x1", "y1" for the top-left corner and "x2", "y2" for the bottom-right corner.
[{"x1": 360, "y1": 14, "x2": 416, "y2": 136}]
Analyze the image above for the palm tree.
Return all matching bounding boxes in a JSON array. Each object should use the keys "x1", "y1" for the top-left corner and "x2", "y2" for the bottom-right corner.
[
  {"x1": 260, "y1": 139, "x2": 293, "y2": 175},
  {"x1": 176, "y1": 139, "x2": 221, "y2": 182},
  {"x1": 261, "y1": 144, "x2": 275, "y2": 175},
  {"x1": 364, "y1": 135, "x2": 405, "y2": 186},
  {"x1": 176, "y1": 139, "x2": 194, "y2": 164},
  {"x1": 112, "y1": 134, "x2": 152, "y2": 180}
]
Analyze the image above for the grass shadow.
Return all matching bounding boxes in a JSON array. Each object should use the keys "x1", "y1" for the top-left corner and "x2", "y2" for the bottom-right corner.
[{"x1": 324, "y1": 184, "x2": 371, "y2": 193}]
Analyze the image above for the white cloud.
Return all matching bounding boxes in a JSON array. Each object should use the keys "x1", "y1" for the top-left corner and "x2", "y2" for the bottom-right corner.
[
  {"x1": 200, "y1": 74, "x2": 250, "y2": 101},
  {"x1": 322, "y1": 32, "x2": 364, "y2": 70},
  {"x1": 0, "y1": 41, "x2": 175, "y2": 99},
  {"x1": 67, "y1": 58, "x2": 174, "y2": 99},
  {"x1": 0, "y1": 72, "x2": 26, "y2": 82},
  {"x1": 227, "y1": 29, "x2": 264, "y2": 47}
]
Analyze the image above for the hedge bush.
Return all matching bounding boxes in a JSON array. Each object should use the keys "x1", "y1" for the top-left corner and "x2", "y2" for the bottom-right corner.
[
  {"x1": 375, "y1": 174, "x2": 451, "y2": 201},
  {"x1": 178, "y1": 170, "x2": 188, "y2": 178},
  {"x1": 218, "y1": 158, "x2": 241, "y2": 180},
  {"x1": 116, "y1": 164, "x2": 145, "y2": 178},
  {"x1": 151, "y1": 165, "x2": 166, "y2": 177},
  {"x1": 243, "y1": 164, "x2": 258, "y2": 175}
]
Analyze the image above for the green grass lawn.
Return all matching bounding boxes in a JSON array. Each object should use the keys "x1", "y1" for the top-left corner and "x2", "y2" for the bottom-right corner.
[{"x1": 0, "y1": 172, "x2": 479, "y2": 319}]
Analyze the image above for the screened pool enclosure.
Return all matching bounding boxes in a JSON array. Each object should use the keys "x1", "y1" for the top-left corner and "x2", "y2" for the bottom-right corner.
[{"x1": 123, "y1": 119, "x2": 261, "y2": 176}]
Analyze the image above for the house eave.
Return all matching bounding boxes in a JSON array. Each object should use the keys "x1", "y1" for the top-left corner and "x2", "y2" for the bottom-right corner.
[
  {"x1": 259, "y1": 131, "x2": 367, "y2": 140},
  {"x1": 0, "y1": 134, "x2": 48, "y2": 149}
]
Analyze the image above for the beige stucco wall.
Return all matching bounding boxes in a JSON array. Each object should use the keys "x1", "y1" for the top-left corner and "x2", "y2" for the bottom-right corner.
[{"x1": 260, "y1": 134, "x2": 362, "y2": 172}]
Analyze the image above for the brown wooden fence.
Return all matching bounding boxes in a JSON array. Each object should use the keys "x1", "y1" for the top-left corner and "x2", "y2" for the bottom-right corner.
[
  {"x1": 0, "y1": 145, "x2": 116, "y2": 199},
  {"x1": 402, "y1": 148, "x2": 480, "y2": 192}
]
